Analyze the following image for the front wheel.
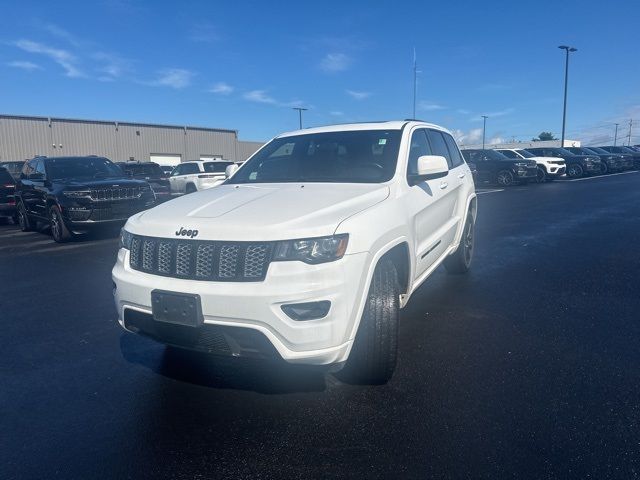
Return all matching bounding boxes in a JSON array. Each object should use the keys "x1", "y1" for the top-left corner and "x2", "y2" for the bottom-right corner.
[
  {"x1": 339, "y1": 259, "x2": 399, "y2": 385},
  {"x1": 496, "y1": 170, "x2": 515, "y2": 187},
  {"x1": 567, "y1": 163, "x2": 584, "y2": 178},
  {"x1": 536, "y1": 167, "x2": 547, "y2": 183},
  {"x1": 185, "y1": 183, "x2": 197, "y2": 194},
  {"x1": 49, "y1": 205, "x2": 72, "y2": 243},
  {"x1": 17, "y1": 201, "x2": 33, "y2": 231},
  {"x1": 600, "y1": 162, "x2": 609, "y2": 175},
  {"x1": 444, "y1": 213, "x2": 475, "y2": 274}
]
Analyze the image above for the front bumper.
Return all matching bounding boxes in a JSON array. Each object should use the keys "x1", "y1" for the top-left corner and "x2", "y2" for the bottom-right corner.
[
  {"x1": 584, "y1": 163, "x2": 601, "y2": 173},
  {"x1": 61, "y1": 199, "x2": 154, "y2": 226},
  {"x1": 112, "y1": 248, "x2": 371, "y2": 365},
  {"x1": 545, "y1": 164, "x2": 566, "y2": 175},
  {"x1": 515, "y1": 168, "x2": 538, "y2": 179}
]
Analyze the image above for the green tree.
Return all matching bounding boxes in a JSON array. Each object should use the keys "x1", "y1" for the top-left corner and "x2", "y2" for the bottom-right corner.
[{"x1": 532, "y1": 132, "x2": 557, "y2": 141}]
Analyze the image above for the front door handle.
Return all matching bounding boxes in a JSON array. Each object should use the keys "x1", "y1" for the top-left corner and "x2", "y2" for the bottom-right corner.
[
  {"x1": 458, "y1": 173, "x2": 466, "y2": 179},
  {"x1": 439, "y1": 182, "x2": 448, "y2": 189}
]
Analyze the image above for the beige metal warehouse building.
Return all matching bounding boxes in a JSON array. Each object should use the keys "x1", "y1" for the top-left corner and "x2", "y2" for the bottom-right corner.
[{"x1": 0, "y1": 114, "x2": 264, "y2": 165}]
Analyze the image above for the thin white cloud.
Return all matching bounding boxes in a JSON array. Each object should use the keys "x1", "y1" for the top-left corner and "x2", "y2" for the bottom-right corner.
[
  {"x1": 244, "y1": 90, "x2": 277, "y2": 104},
  {"x1": 209, "y1": 82, "x2": 234, "y2": 95},
  {"x1": 92, "y1": 52, "x2": 131, "y2": 79},
  {"x1": 471, "y1": 108, "x2": 514, "y2": 121},
  {"x1": 457, "y1": 109, "x2": 471, "y2": 115},
  {"x1": 452, "y1": 128, "x2": 483, "y2": 144},
  {"x1": 489, "y1": 136, "x2": 506, "y2": 144},
  {"x1": 7, "y1": 60, "x2": 42, "y2": 71},
  {"x1": 419, "y1": 101, "x2": 446, "y2": 111},
  {"x1": 320, "y1": 53, "x2": 350, "y2": 72},
  {"x1": 346, "y1": 89, "x2": 371, "y2": 100},
  {"x1": 44, "y1": 24, "x2": 83, "y2": 47},
  {"x1": 13, "y1": 39, "x2": 84, "y2": 77},
  {"x1": 148, "y1": 68, "x2": 194, "y2": 89},
  {"x1": 330, "y1": 111, "x2": 344, "y2": 116}
]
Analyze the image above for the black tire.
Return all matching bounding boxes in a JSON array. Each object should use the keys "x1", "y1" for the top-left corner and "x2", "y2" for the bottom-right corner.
[
  {"x1": 339, "y1": 259, "x2": 399, "y2": 385},
  {"x1": 17, "y1": 201, "x2": 33, "y2": 232},
  {"x1": 185, "y1": 183, "x2": 197, "y2": 194},
  {"x1": 567, "y1": 163, "x2": 584, "y2": 178},
  {"x1": 600, "y1": 162, "x2": 609, "y2": 175},
  {"x1": 496, "y1": 170, "x2": 515, "y2": 187},
  {"x1": 536, "y1": 166, "x2": 547, "y2": 183},
  {"x1": 49, "y1": 205, "x2": 72, "y2": 243},
  {"x1": 444, "y1": 213, "x2": 475, "y2": 274}
]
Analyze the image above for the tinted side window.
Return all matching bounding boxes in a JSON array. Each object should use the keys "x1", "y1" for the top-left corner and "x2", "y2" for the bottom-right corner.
[
  {"x1": 500, "y1": 150, "x2": 518, "y2": 159},
  {"x1": 426, "y1": 130, "x2": 452, "y2": 168},
  {"x1": 182, "y1": 163, "x2": 200, "y2": 175},
  {"x1": 407, "y1": 129, "x2": 432, "y2": 176},
  {"x1": 35, "y1": 160, "x2": 46, "y2": 176},
  {"x1": 443, "y1": 133, "x2": 464, "y2": 167},
  {"x1": 171, "y1": 165, "x2": 183, "y2": 176},
  {"x1": 22, "y1": 159, "x2": 37, "y2": 178}
]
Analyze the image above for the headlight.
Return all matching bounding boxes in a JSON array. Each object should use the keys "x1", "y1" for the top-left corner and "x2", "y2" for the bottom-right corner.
[
  {"x1": 62, "y1": 190, "x2": 91, "y2": 198},
  {"x1": 514, "y1": 162, "x2": 529, "y2": 167},
  {"x1": 273, "y1": 234, "x2": 349, "y2": 264},
  {"x1": 119, "y1": 228, "x2": 133, "y2": 250}
]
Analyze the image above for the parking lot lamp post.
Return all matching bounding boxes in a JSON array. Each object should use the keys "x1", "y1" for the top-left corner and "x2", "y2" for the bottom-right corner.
[
  {"x1": 614, "y1": 123, "x2": 619, "y2": 146},
  {"x1": 558, "y1": 45, "x2": 577, "y2": 147},
  {"x1": 481, "y1": 115, "x2": 488, "y2": 150},
  {"x1": 293, "y1": 107, "x2": 308, "y2": 129}
]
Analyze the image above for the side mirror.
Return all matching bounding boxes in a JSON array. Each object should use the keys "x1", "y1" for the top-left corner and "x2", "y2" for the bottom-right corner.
[
  {"x1": 225, "y1": 164, "x2": 239, "y2": 178},
  {"x1": 409, "y1": 155, "x2": 449, "y2": 185}
]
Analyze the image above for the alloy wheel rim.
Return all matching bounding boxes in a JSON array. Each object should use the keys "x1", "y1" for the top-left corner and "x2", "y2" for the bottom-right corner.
[
  {"x1": 51, "y1": 212, "x2": 60, "y2": 239},
  {"x1": 498, "y1": 172, "x2": 511, "y2": 186},
  {"x1": 464, "y1": 221, "x2": 474, "y2": 264},
  {"x1": 18, "y1": 208, "x2": 25, "y2": 229}
]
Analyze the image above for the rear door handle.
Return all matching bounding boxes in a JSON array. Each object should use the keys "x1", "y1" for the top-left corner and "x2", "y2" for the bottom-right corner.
[{"x1": 439, "y1": 182, "x2": 448, "y2": 189}]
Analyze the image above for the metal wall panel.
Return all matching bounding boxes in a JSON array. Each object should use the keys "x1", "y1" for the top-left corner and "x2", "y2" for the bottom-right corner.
[
  {"x1": 236, "y1": 140, "x2": 265, "y2": 161},
  {"x1": 0, "y1": 114, "x2": 242, "y2": 163}
]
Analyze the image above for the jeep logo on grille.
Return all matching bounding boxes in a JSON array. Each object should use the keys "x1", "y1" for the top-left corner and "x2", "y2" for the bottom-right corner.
[{"x1": 176, "y1": 227, "x2": 199, "y2": 238}]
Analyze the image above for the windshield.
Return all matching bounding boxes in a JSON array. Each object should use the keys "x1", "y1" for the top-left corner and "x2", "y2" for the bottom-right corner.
[
  {"x1": 514, "y1": 149, "x2": 534, "y2": 158},
  {"x1": 581, "y1": 147, "x2": 600, "y2": 155},
  {"x1": 227, "y1": 130, "x2": 402, "y2": 184},
  {"x1": 122, "y1": 163, "x2": 164, "y2": 177},
  {"x1": 203, "y1": 161, "x2": 234, "y2": 173},
  {"x1": 556, "y1": 148, "x2": 576, "y2": 156},
  {"x1": 588, "y1": 147, "x2": 608, "y2": 154},
  {"x1": 484, "y1": 150, "x2": 511, "y2": 161},
  {"x1": 1, "y1": 162, "x2": 24, "y2": 174},
  {"x1": 47, "y1": 157, "x2": 124, "y2": 180}
]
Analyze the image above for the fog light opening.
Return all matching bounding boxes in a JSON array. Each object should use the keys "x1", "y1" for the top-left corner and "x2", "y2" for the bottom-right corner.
[{"x1": 281, "y1": 301, "x2": 331, "y2": 321}]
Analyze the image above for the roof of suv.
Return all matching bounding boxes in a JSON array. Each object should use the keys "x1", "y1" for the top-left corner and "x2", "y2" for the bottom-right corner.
[{"x1": 277, "y1": 120, "x2": 451, "y2": 138}]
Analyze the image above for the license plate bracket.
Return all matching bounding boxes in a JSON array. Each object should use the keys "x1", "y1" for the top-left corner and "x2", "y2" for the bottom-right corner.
[{"x1": 151, "y1": 290, "x2": 203, "y2": 327}]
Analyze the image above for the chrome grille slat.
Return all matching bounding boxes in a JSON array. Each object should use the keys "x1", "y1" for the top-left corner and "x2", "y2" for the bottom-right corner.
[
  {"x1": 89, "y1": 187, "x2": 144, "y2": 201},
  {"x1": 129, "y1": 235, "x2": 272, "y2": 282}
]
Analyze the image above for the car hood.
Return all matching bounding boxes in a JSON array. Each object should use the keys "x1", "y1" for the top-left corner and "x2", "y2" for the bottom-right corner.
[
  {"x1": 530, "y1": 156, "x2": 564, "y2": 163},
  {"x1": 127, "y1": 182, "x2": 390, "y2": 241},
  {"x1": 55, "y1": 177, "x2": 148, "y2": 188}
]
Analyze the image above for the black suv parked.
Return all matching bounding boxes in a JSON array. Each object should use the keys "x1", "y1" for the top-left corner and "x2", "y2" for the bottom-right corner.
[
  {"x1": 116, "y1": 161, "x2": 171, "y2": 202},
  {"x1": 598, "y1": 146, "x2": 640, "y2": 169},
  {"x1": 0, "y1": 166, "x2": 17, "y2": 223},
  {"x1": 0, "y1": 161, "x2": 25, "y2": 181},
  {"x1": 565, "y1": 147, "x2": 625, "y2": 174},
  {"x1": 460, "y1": 149, "x2": 537, "y2": 186},
  {"x1": 525, "y1": 147, "x2": 601, "y2": 178},
  {"x1": 15, "y1": 156, "x2": 155, "y2": 242}
]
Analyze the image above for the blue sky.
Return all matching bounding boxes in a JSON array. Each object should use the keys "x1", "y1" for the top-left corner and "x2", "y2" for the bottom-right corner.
[{"x1": 1, "y1": 0, "x2": 639, "y2": 145}]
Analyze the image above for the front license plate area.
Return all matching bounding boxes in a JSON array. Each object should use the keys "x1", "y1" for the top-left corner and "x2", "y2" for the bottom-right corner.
[{"x1": 151, "y1": 290, "x2": 203, "y2": 327}]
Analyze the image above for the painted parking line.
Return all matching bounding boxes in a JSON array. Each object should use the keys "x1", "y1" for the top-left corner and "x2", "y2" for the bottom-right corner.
[
  {"x1": 476, "y1": 188, "x2": 505, "y2": 195},
  {"x1": 563, "y1": 170, "x2": 640, "y2": 182}
]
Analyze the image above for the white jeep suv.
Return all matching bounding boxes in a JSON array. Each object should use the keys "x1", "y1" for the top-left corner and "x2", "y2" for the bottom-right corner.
[
  {"x1": 113, "y1": 121, "x2": 477, "y2": 384},
  {"x1": 496, "y1": 148, "x2": 566, "y2": 182},
  {"x1": 169, "y1": 160, "x2": 235, "y2": 194}
]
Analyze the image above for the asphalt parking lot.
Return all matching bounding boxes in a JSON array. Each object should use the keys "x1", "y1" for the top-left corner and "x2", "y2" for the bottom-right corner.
[{"x1": 2, "y1": 171, "x2": 640, "y2": 479}]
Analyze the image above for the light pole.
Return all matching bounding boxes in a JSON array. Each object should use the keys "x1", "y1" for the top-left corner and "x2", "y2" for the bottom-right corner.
[
  {"x1": 292, "y1": 107, "x2": 308, "y2": 129},
  {"x1": 614, "y1": 123, "x2": 619, "y2": 146},
  {"x1": 558, "y1": 45, "x2": 577, "y2": 147},
  {"x1": 481, "y1": 115, "x2": 488, "y2": 150}
]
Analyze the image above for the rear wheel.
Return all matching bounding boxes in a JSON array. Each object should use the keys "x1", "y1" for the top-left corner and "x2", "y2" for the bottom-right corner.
[
  {"x1": 496, "y1": 170, "x2": 515, "y2": 187},
  {"x1": 17, "y1": 201, "x2": 33, "y2": 231},
  {"x1": 536, "y1": 166, "x2": 547, "y2": 183},
  {"x1": 339, "y1": 259, "x2": 399, "y2": 385},
  {"x1": 444, "y1": 212, "x2": 475, "y2": 274},
  {"x1": 49, "y1": 205, "x2": 72, "y2": 243},
  {"x1": 567, "y1": 164, "x2": 584, "y2": 178}
]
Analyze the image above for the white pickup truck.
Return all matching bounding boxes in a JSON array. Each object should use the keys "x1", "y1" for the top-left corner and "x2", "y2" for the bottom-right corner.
[{"x1": 113, "y1": 121, "x2": 477, "y2": 384}]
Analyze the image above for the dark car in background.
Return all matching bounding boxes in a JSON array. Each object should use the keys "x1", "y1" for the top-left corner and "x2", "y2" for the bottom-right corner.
[
  {"x1": 525, "y1": 147, "x2": 601, "y2": 178},
  {"x1": 598, "y1": 146, "x2": 640, "y2": 169},
  {"x1": 0, "y1": 167, "x2": 17, "y2": 223},
  {"x1": 0, "y1": 161, "x2": 25, "y2": 181},
  {"x1": 565, "y1": 147, "x2": 624, "y2": 174},
  {"x1": 461, "y1": 149, "x2": 537, "y2": 186},
  {"x1": 15, "y1": 156, "x2": 156, "y2": 242},
  {"x1": 116, "y1": 161, "x2": 171, "y2": 202},
  {"x1": 584, "y1": 147, "x2": 634, "y2": 171}
]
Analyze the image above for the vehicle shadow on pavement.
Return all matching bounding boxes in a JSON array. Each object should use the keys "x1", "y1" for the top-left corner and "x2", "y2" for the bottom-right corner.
[{"x1": 119, "y1": 333, "x2": 329, "y2": 395}]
